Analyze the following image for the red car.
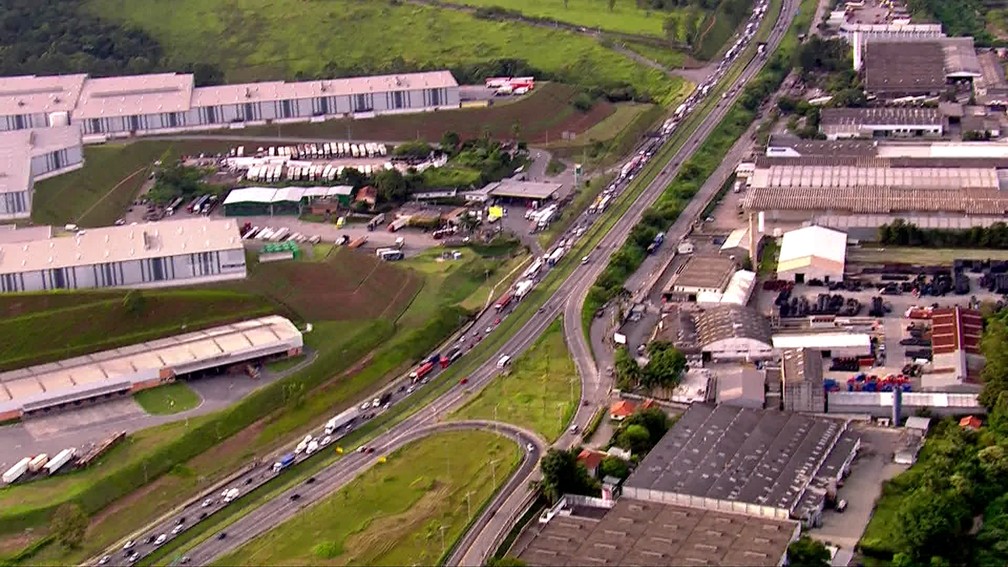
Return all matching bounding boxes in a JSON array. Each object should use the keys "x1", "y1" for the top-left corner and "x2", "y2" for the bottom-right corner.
[
  {"x1": 366, "y1": 447, "x2": 376, "y2": 454},
  {"x1": 494, "y1": 317, "x2": 501, "y2": 325},
  {"x1": 460, "y1": 377, "x2": 469, "y2": 385}
]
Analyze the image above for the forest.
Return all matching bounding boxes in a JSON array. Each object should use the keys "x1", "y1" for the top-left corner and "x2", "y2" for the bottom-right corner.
[{"x1": 0, "y1": 0, "x2": 223, "y2": 84}]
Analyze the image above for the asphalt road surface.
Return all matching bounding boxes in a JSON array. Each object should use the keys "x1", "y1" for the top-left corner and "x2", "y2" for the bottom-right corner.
[{"x1": 91, "y1": 3, "x2": 798, "y2": 564}]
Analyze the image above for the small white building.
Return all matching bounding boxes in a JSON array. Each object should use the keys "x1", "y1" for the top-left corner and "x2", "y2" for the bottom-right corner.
[
  {"x1": 772, "y1": 332, "x2": 872, "y2": 358},
  {"x1": 776, "y1": 226, "x2": 847, "y2": 283}
]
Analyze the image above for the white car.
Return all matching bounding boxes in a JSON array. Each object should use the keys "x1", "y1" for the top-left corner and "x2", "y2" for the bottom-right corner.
[
  {"x1": 406, "y1": 385, "x2": 415, "y2": 394},
  {"x1": 360, "y1": 402, "x2": 370, "y2": 411},
  {"x1": 371, "y1": 398, "x2": 381, "y2": 408},
  {"x1": 98, "y1": 555, "x2": 111, "y2": 565},
  {"x1": 321, "y1": 435, "x2": 332, "y2": 446},
  {"x1": 154, "y1": 534, "x2": 167, "y2": 546},
  {"x1": 127, "y1": 552, "x2": 140, "y2": 564},
  {"x1": 526, "y1": 443, "x2": 535, "y2": 452},
  {"x1": 122, "y1": 540, "x2": 136, "y2": 551},
  {"x1": 201, "y1": 498, "x2": 213, "y2": 508},
  {"x1": 172, "y1": 524, "x2": 184, "y2": 535}
]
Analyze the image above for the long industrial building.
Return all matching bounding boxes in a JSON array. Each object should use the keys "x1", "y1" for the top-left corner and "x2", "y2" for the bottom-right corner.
[
  {"x1": 0, "y1": 124, "x2": 83, "y2": 221},
  {"x1": 0, "y1": 71, "x2": 460, "y2": 140},
  {"x1": 0, "y1": 217, "x2": 246, "y2": 293},
  {"x1": 0, "y1": 316, "x2": 303, "y2": 421}
]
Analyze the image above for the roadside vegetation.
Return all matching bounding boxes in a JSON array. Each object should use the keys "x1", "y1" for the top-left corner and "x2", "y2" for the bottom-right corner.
[
  {"x1": 212, "y1": 430, "x2": 520, "y2": 566},
  {"x1": 455, "y1": 318, "x2": 580, "y2": 442},
  {"x1": 133, "y1": 383, "x2": 202, "y2": 416}
]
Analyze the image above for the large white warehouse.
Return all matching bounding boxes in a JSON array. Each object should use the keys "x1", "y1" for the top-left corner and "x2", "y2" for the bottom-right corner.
[
  {"x1": 776, "y1": 225, "x2": 847, "y2": 283},
  {"x1": 0, "y1": 217, "x2": 246, "y2": 293},
  {"x1": 0, "y1": 125, "x2": 83, "y2": 221}
]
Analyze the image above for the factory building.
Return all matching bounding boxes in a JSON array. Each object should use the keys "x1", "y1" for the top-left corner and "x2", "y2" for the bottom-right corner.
[
  {"x1": 621, "y1": 404, "x2": 860, "y2": 527},
  {"x1": 781, "y1": 348, "x2": 825, "y2": 413},
  {"x1": 0, "y1": 71, "x2": 461, "y2": 140},
  {"x1": 694, "y1": 305, "x2": 775, "y2": 362},
  {"x1": 927, "y1": 306, "x2": 985, "y2": 388},
  {"x1": 0, "y1": 217, "x2": 246, "y2": 293},
  {"x1": 819, "y1": 107, "x2": 944, "y2": 140},
  {"x1": 664, "y1": 255, "x2": 738, "y2": 301},
  {"x1": 776, "y1": 225, "x2": 847, "y2": 283},
  {"x1": 222, "y1": 186, "x2": 354, "y2": 216},
  {"x1": 0, "y1": 316, "x2": 303, "y2": 421},
  {"x1": 859, "y1": 38, "x2": 981, "y2": 98},
  {"x1": 0, "y1": 125, "x2": 83, "y2": 221}
]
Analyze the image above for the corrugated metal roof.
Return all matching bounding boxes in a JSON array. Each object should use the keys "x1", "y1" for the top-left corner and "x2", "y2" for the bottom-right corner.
[{"x1": 931, "y1": 306, "x2": 983, "y2": 355}]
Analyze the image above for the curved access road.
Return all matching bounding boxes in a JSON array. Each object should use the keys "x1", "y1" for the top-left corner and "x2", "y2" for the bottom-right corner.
[{"x1": 180, "y1": 420, "x2": 545, "y2": 565}]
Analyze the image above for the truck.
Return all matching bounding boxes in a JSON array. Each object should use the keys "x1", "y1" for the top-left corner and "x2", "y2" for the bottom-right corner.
[
  {"x1": 222, "y1": 488, "x2": 240, "y2": 503},
  {"x1": 494, "y1": 292, "x2": 514, "y2": 310},
  {"x1": 674, "y1": 103, "x2": 688, "y2": 118},
  {"x1": 272, "y1": 453, "x2": 295, "y2": 473},
  {"x1": 387, "y1": 217, "x2": 409, "y2": 232},
  {"x1": 378, "y1": 249, "x2": 404, "y2": 261},
  {"x1": 27, "y1": 454, "x2": 49, "y2": 474},
  {"x1": 305, "y1": 440, "x2": 319, "y2": 455},
  {"x1": 546, "y1": 247, "x2": 565, "y2": 267},
  {"x1": 597, "y1": 194, "x2": 613, "y2": 213},
  {"x1": 325, "y1": 407, "x2": 361, "y2": 435},
  {"x1": 3, "y1": 457, "x2": 30, "y2": 484},
  {"x1": 440, "y1": 346, "x2": 462, "y2": 368},
  {"x1": 410, "y1": 361, "x2": 436, "y2": 382},
  {"x1": 515, "y1": 279, "x2": 534, "y2": 300},
  {"x1": 44, "y1": 448, "x2": 76, "y2": 475},
  {"x1": 522, "y1": 258, "x2": 543, "y2": 279},
  {"x1": 646, "y1": 232, "x2": 665, "y2": 254}
]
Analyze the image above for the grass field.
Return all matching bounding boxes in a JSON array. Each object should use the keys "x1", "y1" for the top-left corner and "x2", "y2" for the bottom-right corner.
[
  {"x1": 563, "y1": 102, "x2": 656, "y2": 146},
  {"x1": 134, "y1": 383, "x2": 202, "y2": 415},
  {"x1": 622, "y1": 40, "x2": 691, "y2": 69},
  {"x1": 0, "y1": 290, "x2": 274, "y2": 371},
  {"x1": 454, "y1": 0, "x2": 669, "y2": 37},
  {"x1": 237, "y1": 83, "x2": 619, "y2": 144},
  {"x1": 455, "y1": 318, "x2": 579, "y2": 441},
  {"x1": 87, "y1": 0, "x2": 687, "y2": 106},
  {"x1": 213, "y1": 430, "x2": 520, "y2": 566},
  {"x1": 848, "y1": 246, "x2": 1008, "y2": 265}
]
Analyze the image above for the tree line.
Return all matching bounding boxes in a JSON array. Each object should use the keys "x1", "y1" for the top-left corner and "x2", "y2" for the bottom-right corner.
[{"x1": 879, "y1": 219, "x2": 1008, "y2": 250}]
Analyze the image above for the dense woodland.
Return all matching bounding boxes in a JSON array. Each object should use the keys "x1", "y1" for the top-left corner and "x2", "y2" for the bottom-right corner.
[{"x1": 879, "y1": 220, "x2": 1008, "y2": 249}]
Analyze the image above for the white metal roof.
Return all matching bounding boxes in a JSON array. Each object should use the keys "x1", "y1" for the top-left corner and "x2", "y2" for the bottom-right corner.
[
  {"x1": 772, "y1": 332, "x2": 871, "y2": 350},
  {"x1": 877, "y1": 141, "x2": 1008, "y2": 159},
  {"x1": 0, "y1": 124, "x2": 82, "y2": 195},
  {"x1": 0, "y1": 316, "x2": 303, "y2": 415},
  {"x1": 0, "y1": 217, "x2": 242, "y2": 276},
  {"x1": 827, "y1": 391, "x2": 980, "y2": 408},
  {"x1": 720, "y1": 270, "x2": 756, "y2": 305},
  {"x1": 73, "y1": 73, "x2": 195, "y2": 120},
  {"x1": 223, "y1": 186, "x2": 353, "y2": 206},
  {"x1": 0, "y1": 74, "x2": 87, "y2": 115},
  {"x1": 777, "y1": 225, "x2": 847, "y2": 275},
  {"x1": 721, "y1": 228, "x2": 748, "y2": 251}
]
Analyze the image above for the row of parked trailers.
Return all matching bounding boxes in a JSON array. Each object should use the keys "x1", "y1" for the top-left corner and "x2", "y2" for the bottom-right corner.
[
  {"x1": 245, "y1": 162, "x2": 387, "y2": 183},
  {"x1": 165, "y1": 193, "x2": 219, "y2": 216},
  {"x1": 3, "y1": 447, "x2": 76, "y2": 484},
  {"x1": 240, "y1": 223, "x2": 322, "y2": 245},
  {"x1": 237, "y1": 142, "x2": 389, "y2": 160}
]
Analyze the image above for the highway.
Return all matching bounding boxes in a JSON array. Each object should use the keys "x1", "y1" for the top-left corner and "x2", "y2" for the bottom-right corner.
[{"x1": 91, "y1": 2, "x2": 798, "y2": 564}]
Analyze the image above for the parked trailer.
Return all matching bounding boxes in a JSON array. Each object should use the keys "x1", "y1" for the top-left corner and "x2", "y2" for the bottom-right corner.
[
  {"x1": 44, "y1": 448, "x2": 76, "y2": 475},
  {"x1": 3, "y1": 457, "x2": 30, "y2": 484},
  {"x1": 388, "y1": 217, "x2": 409, "y2": 232},
  {"x1": 28, "y1": 454, "x2": 49, "y2": 473}
]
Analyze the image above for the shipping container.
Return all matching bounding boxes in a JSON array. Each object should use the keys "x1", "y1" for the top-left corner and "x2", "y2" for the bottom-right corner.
[
  {"x1": 2, "y1": 457, "x2": 30, "y2": 484},
  {"x1": 44, "y1": 448, "x2": 76, "y2": 475}
]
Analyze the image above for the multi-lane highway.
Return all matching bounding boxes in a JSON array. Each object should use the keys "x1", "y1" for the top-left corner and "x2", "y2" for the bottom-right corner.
[{"x1": 92, "y1": 3, "x2": 800, "y2": 564}]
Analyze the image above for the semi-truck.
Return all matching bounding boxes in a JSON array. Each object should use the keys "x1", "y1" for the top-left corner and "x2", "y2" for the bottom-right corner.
[
  {"x1": 515, "y1": 279, "x2": 534, "y2": 300},
  {"x1": 646, "y1": 232, "x2": 665, "y2": 254},
  {"x1": 222, "y1": 488, "x2": 240, "y2": 503},
  {"x1": 325, "y1": 407, "x2": 360, "y2": 435},
  {"x1": 44, "y1": 448, "x2": 76, "y2": 475},
  {"x1": 272, "y1": 453, "x2": 295, "y2": 473},
  {"x1": 440, "y1": 346, "x2": 463, "y2": 368},
  {"x1": 387, "y1": 217, "x2": 409, "y2": 232},
  {"x1": 3, "y1": 457, "x2": 30, "y2": 484},
  {"x1": 494, "y1": 292, "x2": 514, "y2": 310},
  {"x1": 410, "y1": 361, "x2": 436, "y2": 382},
  {"x1": 546, "y1": 247, "x2": 565, "y2": 266}
]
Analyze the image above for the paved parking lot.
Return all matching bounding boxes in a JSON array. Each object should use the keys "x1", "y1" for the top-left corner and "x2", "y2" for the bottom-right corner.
[{"x1": 812, "y1": 425, "x2": 907, "y2": 551}]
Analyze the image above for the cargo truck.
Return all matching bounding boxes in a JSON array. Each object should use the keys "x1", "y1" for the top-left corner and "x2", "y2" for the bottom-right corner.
[
  {"x1": 410, "y1": 361, "x2": 435, "y2": 382},
  {"x1": 387, "y1": 217, "x2": 409, "y2": 232},
  {"x1": 494, "y1": 292, "x2": 514, "y2": 310},
  {"x1": 325, "y1": 407, "x2": 360, "y2": 435},
  {"x1": 3, "y1": 457, "x2": 30, "y2": 484},
  {"x1": 306, "y1": 440, "x2": 319, "y2": 455},
  {"x1": 440, "y1": 346, "x2": 462, "y2": 368},
  {"x1": 646, "y1": 233, "x2": 665, "y2": 254},
  {"x1": 44, "y1": 448, "x2": 76, "y2": 475},
  {"x1": 272, "y1": 453, "x2": 295, "y2": 473}
]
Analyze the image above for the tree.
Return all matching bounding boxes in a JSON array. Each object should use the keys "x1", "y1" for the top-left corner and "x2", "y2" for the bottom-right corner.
[
  {"x1": 623, "y1": 407, "x2": 670, "y2": 441},
  {"x1": 599, "y1": 456, "x2": 630, "y2": 479},
  {"x1": 608, "y1": 0, "x2": 616, "y2": 11},
  {"x1": 616, "y1": 424, "x2": 652, "y2": 454},
  {"x1": 371, "y1": 168, "x2": 409, "y2": 203},
  {"x1": 614, "y1": 347, "x2": 641, "y2": 390},
  {"x1": 487, "y1": 555, "x2": 527, "y2": 567},
  {"x1": 50, "y1": 503, "x2": 88, "y2": 549},
  {"x1": 642, "y1": 343, "x2": 687, "y2": 390},
  {"x1": 440, "y1": 130, "x2": 461, "y2": 152},
  {"x1": 539, "y1": 448, "x2": 597, "y2": 503},
  {"x1": 786, "y1": 536, "x2": 830, "y2": 567},
  {"x1": 896, "y1": 488, "x2": 970, "y2": 561},
  {"x1": 122, "y1": 289, "x2": 146, "y2": 316}
]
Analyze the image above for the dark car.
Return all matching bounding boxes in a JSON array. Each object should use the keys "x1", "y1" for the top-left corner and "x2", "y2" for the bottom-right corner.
[
  {"x1": 217, "y1": 532, "x2": 227, "y2": 540},
  {"x1": 306, "y1": 477, "x2": 316, "y2": 485},
  {"x1": 289, "y1": 493, "x2": 301, "y2": 501}
]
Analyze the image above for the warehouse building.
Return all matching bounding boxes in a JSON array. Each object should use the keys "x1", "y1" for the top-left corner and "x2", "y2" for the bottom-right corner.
[
  {"x1": 741, "y1": 154, "x2": 1008, "y2": 234},
  {"x1": 0, "y1": 316, "x2": 303, "y2": 421},
  {"x1": 222, "y1": 186, "x2": 354, "y2": 216},
  {"x1": 772, "y1": 332, "x2": 872, "y2": 359},
  {"x1": 664, "y1": 255, "x2": 738, "y2": 301},
  {"x1": 515, "y1": 495, "x2": 800, "y2": 567},
  {"x1": 781, "y1": 348, "x2": 825, "y2": 413},
  {"x1": 715, "y1": 366, "x2": 766, "y2": 409},
  {"x1": 0, "y1": 124, "x2": 83, "y2": 221},
  {"x1": 622, "y1": 404, "x2": 860, "y2": 527},
  {"x1": 820, "y1": 107, "x2": 944, "y2": 140},
  {"x1": 927, "y1": 306, "x2": 985, "y2": 388},
  {"x1": 0, "y1": 217, "x2": 246, "y2": 293},
  {"x1": 0, "y1": 71, "x2": 460, "y2": 139},
  {"x1": 826, "y1": 391, "x2": 982, "y2": 417},
  {"x1": 862, "y1": 38, "x2": 981, "y2": 98},
  {"x1": 776, "y1": 225, "x2": 847, "y2": 283},
  {"x1": 694, "y1": 305, "x2": 775, "y2": 362}
]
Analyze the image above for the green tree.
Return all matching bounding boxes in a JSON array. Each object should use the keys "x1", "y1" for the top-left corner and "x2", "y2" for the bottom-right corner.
[
  {"x1": 608, "y1": 0, "x2": 616, "y2": 11},
  {"x1": 614, "y1": 347, "x2": 641, "y2": 390},
  {"x1": 642, "y1": 342, "x2": 687, "y2": 390},
  {"x1": 440, "y1": 131, "x2": 461, "y2": 152},
  {"x1": 616, "y1": 424, "x2": 651, "y2": 454},
  {"x1": 122, "y1": 289, "x2": 146, "y2": 316},
  {"x1": 599, "y1": 456, "x2": 630, "y2": 479},
  {"x1": 786, "y1": 536, "x2": 830, "y2": 567},
  {"x1": 50, "y1": 503, "x2": 88, "y2": 549},
  {"x1": 896, "y1": 488, "x2": 970, "y2": 561},
  {"x1": 371, "y1": 168, "x2": 409, "y2": 203},
  {"x1": 539, "y1": 448, "x2": 597, "y2": 503},
  {"x1": 623, "y1": 407, "x2": 670, "y2": 440}
]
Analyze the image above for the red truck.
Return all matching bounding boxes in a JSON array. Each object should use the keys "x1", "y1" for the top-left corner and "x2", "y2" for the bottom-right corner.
[
  {"x1": 494, "y1": 292, "x2": 514, "y2": 311},
  {"x1": 409, "y1": 361, "x2": 435, "y2": 382},
  {"x1": 439, "y1": 347, "x2": 462, "y2": 369}
]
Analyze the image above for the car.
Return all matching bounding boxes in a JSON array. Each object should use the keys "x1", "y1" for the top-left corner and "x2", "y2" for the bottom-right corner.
[
  {"x1": 321, "y1": 435, "x2": 332, "y2": 445},
  {"x1": 406, "y1": 385, "x2": 415, "y2": 394},
  {"x1": 172, "y1": 524, "x2": 184, "y2": 535},
  {"x1": 360, "y1": 402, "x2": 370, "y2": 411},
  {"x1": 366, "y1": 447, "x2": 376, "y2": 454},
  {"x1": 485, "y1": 326, "x2": 493, "y2": 334},
  {"x1": 244, "y1": 477, "x2": 252, "y2": 485},
  {"x1": 217, "y1": 532, "x2": 227, "y2": 540},
  {"x1": 180, "y1": 556, "x2": 191, "y2": 564},
  {"x1": 836, "y1": 499, "x2": 848, "y2": 513},
  {"x1": 581, "y1": 256, "x2": 590, "y2": 265},
  {"x1": 145, "y1": 535, "x2": 156, "y2": 544},
  {"x1": 569, "y1": 424, "x2": 579, "y2": 433},
  {"x1": 127, "y1": 552, "x2": 140, "y2": 564},
  {"x1": 199, "y1": 512, "x2": 208, "y2": 520},
  {"x1": 176, "y1": 517, "x2": 185, "y2": 525},
  {"x1": 371, "y1": 397, "x2": 381, "y2": 408},
  {"x1": 494, "y1": 317, "x2": 501, "y2": 325},
  {"x1": 123, "y1": 540, "x2": 136, "y2": 551},
  {"x1": 358, "y1": 446, "x2": 368, "y2": 453},
  {"x1": 154, "y1": 534, "x2": 167, "y2": 546},
  {"x1": 201, "y1": 498, "x2": 213, "y2": 507},
  {"x1": 526, "y1": 443, "x2": 535, "y2": 452},
  {"x1": 290, "y1": 493, "x2": 301, "y2": 501},
  {"x1": 306, "y1": 476, "x2": 316, "y2": 485},
  {"x1": 98, "y1": 555, "x2": 111, "y2": 565},
  {"x1": 460, "y1": 377, "x2": 469, "y2": 385}
]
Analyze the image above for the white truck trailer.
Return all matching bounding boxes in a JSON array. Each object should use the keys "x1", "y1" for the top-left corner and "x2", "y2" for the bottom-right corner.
[{"x1": 3, "y1": 457, "x2": 30, "y2": 484}]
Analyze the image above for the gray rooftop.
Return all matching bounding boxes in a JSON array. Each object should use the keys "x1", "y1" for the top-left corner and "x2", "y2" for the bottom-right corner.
[
  {"x1": 820, "y1": 107, "x2": 942, "y2": 127},
  {"x1": 865, "y1": 41, "x2": 947, "y2": 94},
  {"x1": 484, "y1": 179, "x2": 561, "y2": 200},
  {"x1": 668, "y1": 254, "x2": 737, "y2": 292},
  {"x1": 623, "y1": 404, "x2": 850, "y2": 514},
  {"x1": 781, "y1": 348, "x2": 823, "y2": 385},
  {"x1": 694, "y1": 305, "x2": 773, "y2": 348},
  {"x1": 516, "y1": 498, "x2": 797, "y2": 566}
]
